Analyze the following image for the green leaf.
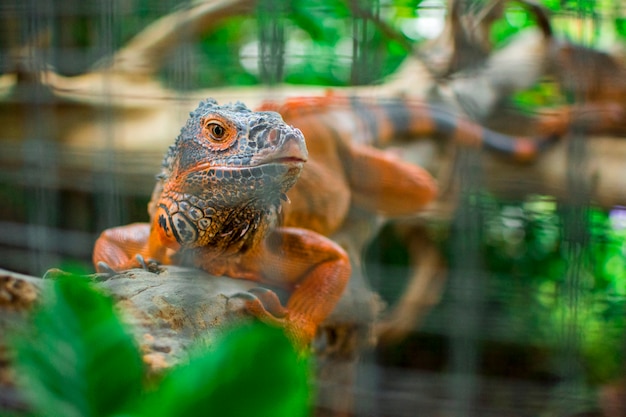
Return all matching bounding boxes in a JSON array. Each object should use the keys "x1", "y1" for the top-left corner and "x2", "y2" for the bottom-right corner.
[
  {"x1": 138, "y1": 323, "x2": 312, "y2": 417},
  {"x1": 12, "y1": 275, "x2": 143, "y2": 417}
]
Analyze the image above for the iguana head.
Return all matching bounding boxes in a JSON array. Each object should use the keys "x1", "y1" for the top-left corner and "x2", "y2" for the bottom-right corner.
[{"x1": 154, "y1": 99, "x2": 307, "y2": 250}]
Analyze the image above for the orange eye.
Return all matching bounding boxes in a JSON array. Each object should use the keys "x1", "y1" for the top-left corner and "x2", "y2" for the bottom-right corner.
[
  {"x1": 206, "y1": 122, "x2": 226, "y2": 141},
  {"x1": 201, "y1": 117, "x2": 235, "y2": 150}
]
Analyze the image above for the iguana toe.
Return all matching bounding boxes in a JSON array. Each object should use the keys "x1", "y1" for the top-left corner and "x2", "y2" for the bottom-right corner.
[{"x1": 135, "y1": 254, "x2": 162, "y2": 274}]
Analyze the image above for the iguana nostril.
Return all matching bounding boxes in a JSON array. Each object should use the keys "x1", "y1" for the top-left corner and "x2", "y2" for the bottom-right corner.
[{"x1": 267, "y1": 129, "x2": 280, "y2": 146}]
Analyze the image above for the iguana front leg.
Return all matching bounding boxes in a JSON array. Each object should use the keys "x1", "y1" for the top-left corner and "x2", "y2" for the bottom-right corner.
[
  {"x1": 93, "y1": 223, "x2": 172, "y2": 273},
  {"x1": 346, "y1": 143, "x2": 438, "y2": 216},
  {"x1": 95, "y1": 223, "x2": 350, "y2": 347},
  {"x1": 229, "y1": 227, "x2": 351, "y2": 347}
]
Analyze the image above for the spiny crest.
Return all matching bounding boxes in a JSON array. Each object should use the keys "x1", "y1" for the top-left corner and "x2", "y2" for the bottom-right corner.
[
  {"x1": 188, "y1": 99, "x2": 252, "y2": 120},
  {"x1": 160, "y1": 143, "x2": 177, "y2": 175}
]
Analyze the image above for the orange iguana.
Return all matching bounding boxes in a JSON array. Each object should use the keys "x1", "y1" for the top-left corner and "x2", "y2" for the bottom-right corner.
[
  {"x1": 93, "y1": 95, "x2": 557, "y2": 346},
  {"x1": 92, "y1": 98, "x2": 437, "y2": 346}
]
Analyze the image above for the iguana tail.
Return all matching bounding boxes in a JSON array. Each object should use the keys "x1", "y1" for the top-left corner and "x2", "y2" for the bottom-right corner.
[{"x1": 259, "y1": 93, "x2": 559, "y2": 163}]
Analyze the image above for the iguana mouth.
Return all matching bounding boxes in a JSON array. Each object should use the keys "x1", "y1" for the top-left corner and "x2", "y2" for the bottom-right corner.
[
  {"x1": 260, "y1": 156, "x2": 306, "y2": 165},
  {"x1": 181, "y1": 158, "x2": 304, "y2": 177}
]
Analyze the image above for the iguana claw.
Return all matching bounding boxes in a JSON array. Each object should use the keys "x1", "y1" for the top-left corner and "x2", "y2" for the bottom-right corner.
[
  {"x1": 96, "y1": 261, "x2": 119, "y2": 278},
  {"x1": 247, "y1": 287, "x2": 289, "y2": 318},
  {"x1": 230, "y1": 288, "x2": 288, "y2": 327},
  {"x1": 229, "y1": 287, "x2": 318, "y2": 348},
  {"x1": 135, "y1": 254, "x2": 162, "y2": 274},
  {"x1": 95, "y1": 255, "x2": 161, "y2": 278}
]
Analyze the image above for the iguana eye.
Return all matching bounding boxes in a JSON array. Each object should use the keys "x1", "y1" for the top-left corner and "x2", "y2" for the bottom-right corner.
[
  {"x1": 200, "y1": 117, "x2": 235, "y2": 150},
  {"x1": 206, "y1": 122, "x2": 226, "y2": 141}
]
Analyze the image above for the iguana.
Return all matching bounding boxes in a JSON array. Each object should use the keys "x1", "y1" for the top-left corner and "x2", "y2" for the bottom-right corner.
[
  {"x1": 93, "y1": 93, "x2": 561, "y2": 345},
  {"x1": 92, "y1": 98, "x2": 438, "y2": 347},
  {"x1": 93, "y1": 95, "x2": 550, "y2": 344}
]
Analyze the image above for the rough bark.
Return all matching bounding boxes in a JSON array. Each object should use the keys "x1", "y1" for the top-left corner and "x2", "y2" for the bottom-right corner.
[{"x1": 0, "y1": 263, "x2": 383, "y2": 414}]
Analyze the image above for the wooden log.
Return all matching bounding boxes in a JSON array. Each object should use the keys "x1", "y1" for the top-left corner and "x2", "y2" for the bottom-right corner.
[{"x1": 0, "y1": 263, "x2": 382, "y2": 415}]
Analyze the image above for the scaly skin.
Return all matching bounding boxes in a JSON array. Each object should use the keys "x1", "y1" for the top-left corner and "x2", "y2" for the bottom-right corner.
[
  {"x1": 93, "y1": 91, "x2": 560, "y2": 346},
  {"x1": 93, "y1": 91, "x2": 559, "y2": 345},
  {"x1": 93, "y1": 99, "x2": 438, "y2": 347},
  {"x1": 93, "y1": 100, "x2": 346, "y2": 345}
]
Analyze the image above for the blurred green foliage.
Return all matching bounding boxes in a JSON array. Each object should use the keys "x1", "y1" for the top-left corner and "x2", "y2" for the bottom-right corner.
[
  {"x1": 8, "y1": 276, "x2": 311, "y2": 417},
  {"x1": 484, "y1": 197, "x2": 626, "y2": 383},
  {"x1": 371, "y1": 195, "x2": 626, "y2": 384},
  {"x1": 43, "y1": 0, "x2": 625, "y2": 86},
  {"x1": 11, "y1": 276, "x2": 144, "y2": 417},
  {"x1": 491, "y1": 0, "x2": 626, "y2": 47}
]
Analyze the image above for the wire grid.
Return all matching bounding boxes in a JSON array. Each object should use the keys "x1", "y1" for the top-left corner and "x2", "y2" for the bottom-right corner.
[{"x1": 0, "y1": 1, "x2": 621, "y2": 416}]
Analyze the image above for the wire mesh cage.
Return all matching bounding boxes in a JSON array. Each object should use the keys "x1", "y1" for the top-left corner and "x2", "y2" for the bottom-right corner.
[{"x1": 2, "y1": 0, "x2": 626, "y2": 416}]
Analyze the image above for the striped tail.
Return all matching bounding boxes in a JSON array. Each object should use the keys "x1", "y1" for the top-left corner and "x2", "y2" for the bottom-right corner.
[{"x1": 258, "y1": 94, "x2": 559, "y2": 163}]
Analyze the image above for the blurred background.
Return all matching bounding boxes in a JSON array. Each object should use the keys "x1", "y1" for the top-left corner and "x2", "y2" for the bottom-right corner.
[{"x1": 1, "y1": 0, "x2": 626, "y2": 415}]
